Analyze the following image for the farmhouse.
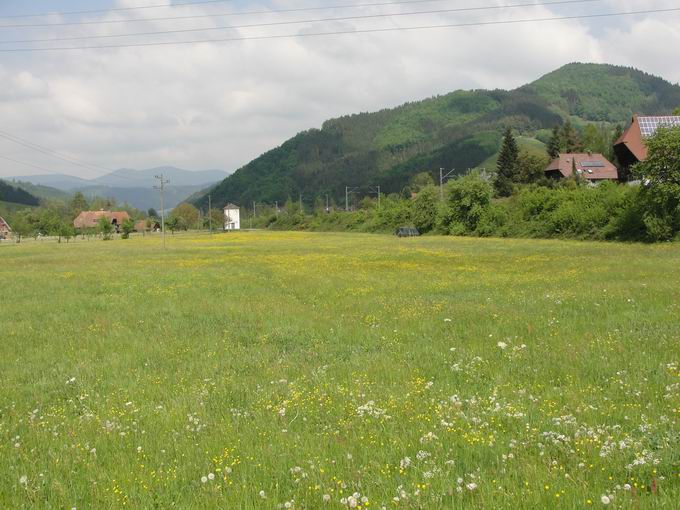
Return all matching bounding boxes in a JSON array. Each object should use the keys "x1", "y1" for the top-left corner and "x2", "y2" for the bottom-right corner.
[
  {"x1": 0, "y1": 216, "x2": 11, "y2": 239},
  {"x1": 134, "y1": 219, "x2": 161, "y2": 232},
  {"x1": 224, "y1": 203, "x2": 240, "y2": 231},
  {"x1": 544, "y1": 153, "x2": 618, "y2": 182},
  {"x1": 614, "y1": 115, "x2": 680, "y2": 167},
  {"x1": 73, "y1": 210, "x2": 131, "y2": 231}
]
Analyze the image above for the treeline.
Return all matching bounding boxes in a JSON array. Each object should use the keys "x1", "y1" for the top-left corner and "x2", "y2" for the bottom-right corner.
[
  {"x1": 254, "y1": 126, "x2": 680, "y2": 242},
  {"x1": 0, "y1": 180, "x2": 40, "y2": 206},
  {"x1": 8, "y1": 192, "x2": 145, "y2": 242}
]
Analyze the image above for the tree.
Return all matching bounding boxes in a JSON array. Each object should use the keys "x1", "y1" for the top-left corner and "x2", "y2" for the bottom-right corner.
[
  {"x1": 516, "y1": 151, "x2": 549, "y2": 184},
  {"x1": 561, "y1": 119, "x2": 582, "y2": 153},
  {"x1": 495, "y1": 127, "x2": 519, "y2": 197},
  {"x1": 121, "y1": 218, "x2": 135, "y2": 239},
  {"x1": 440, "y1": 173, "x2": 493, "y2": 234},
  {"x1": 147, "y1": 208, "x2": 158, "y2": 218},
  {"x1": 57, "y1": 222, "x2": 75, "y2": 243},
  {"x1": 410, "y1": 172, "x2": 435, "y2": 192},
  {"x1": 98, "y1": 216, "x2": 114, "y2": 240},
  {"x1": 632, "y1": 127, "x2": 680, "y2": 241},
  {"x1": 171, "y1": 202, "x2": 200, "y2": 229},
  {"x1": 411, "y1": 185, "x2": 438, "y2": 233},
  {"x1": 69, "y1": 192, "x2": 89, "y2": 216},
  {"x1": 11, "y1": 215, "x2": 32, "y2": 243},
  {"x1": 165, "y1": 216, "x2": 181, "y2": 235},
  {"x1": 546, "y1": 125, "x2": 562, "y2": 160},
  {"x1": 673, "y1": 107, "x2": 680, "y2": 115}
]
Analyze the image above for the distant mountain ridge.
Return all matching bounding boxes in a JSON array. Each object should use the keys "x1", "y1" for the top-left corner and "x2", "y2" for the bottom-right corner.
[
  {"x1": 192, "y1": 63, "x2": 680, "y2": 210},
  {"x1": 8, "y1": 166, "x2": 229, "y2": 210},
  {"x1": 11, "y1": 166, "x2": 228, "y2": 190}
]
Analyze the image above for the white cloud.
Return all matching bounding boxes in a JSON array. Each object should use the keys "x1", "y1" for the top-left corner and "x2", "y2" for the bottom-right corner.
[{"x1": 0, "y1": 0, "x2": 679, "y2": 179}]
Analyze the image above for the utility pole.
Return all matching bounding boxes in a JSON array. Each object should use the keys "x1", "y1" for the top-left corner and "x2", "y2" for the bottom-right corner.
[
  {"x1": 326, "y1": 194, "x2": 330, "y2": 213},
  {"x1": 369, "y1": 185, "x2": 381, "y2": 209},
  {"x1": 275, "y1": 200, "x2": 279, "y2": 216},
  {"x1": 439, "y1": 167, "x2": 456, "y2": 201},
  {"x1": 345, "y1": 186, "x2": 359, "y2": 211},
  {"x1": 154, "y1": 173, "x2": 169, "y2": 249},
  {"x1": 299, "y1": 193, "x2": 303, "y2": 213},
  {"x1": 208, "y1": 194, "x2": 212, "y2": 235}
]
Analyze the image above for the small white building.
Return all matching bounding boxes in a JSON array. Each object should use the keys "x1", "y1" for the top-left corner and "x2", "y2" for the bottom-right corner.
[{"x1": 224, "y1": 203, "x2": 241, "y2": 231}]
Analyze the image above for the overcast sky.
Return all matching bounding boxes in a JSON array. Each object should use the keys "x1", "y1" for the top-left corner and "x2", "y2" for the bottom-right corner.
[{"x1": 0, "y1": 0, "x2": 679, "y2": 179}]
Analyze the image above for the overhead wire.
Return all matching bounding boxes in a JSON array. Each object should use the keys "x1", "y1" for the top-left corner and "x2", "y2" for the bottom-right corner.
[
  {"x1": 0, "y1": 0, "x2": 607, "y2": 45},
  {"x1": 0, "y1": 7, "x2": 677, "y2": 52},
  {"x1": 0, "y1": 0, "x2": 240, "y2": 19},
  {"x1": 0, "y1": 130, "x2": 114, "y2": 176},
  {"x1": 0, "y1": 0, "x2": 598, "y2": 29}
]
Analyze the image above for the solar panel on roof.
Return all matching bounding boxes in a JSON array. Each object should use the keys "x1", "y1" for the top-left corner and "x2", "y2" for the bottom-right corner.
[
  {"x1": 581, "y1": 161, "x2": 605, "y2": 167},
  {"x1": 638, "y1": 116, "x2": 680, "y2": 137}
]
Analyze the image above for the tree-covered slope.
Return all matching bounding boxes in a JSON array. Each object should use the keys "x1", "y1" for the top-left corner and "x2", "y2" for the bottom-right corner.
[
  {"x1": 522, "y1": 63, "x2": 680, "y2": 122},
  {"x1": 0, "y1": 179, "x2": 40, "y2": 207},
  {"x1": 195, "y1": 63, "x2": 680, "y2": 209}
]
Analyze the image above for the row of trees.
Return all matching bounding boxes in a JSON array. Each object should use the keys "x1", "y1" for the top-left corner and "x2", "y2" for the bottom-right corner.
[{"x1": 262, "y1": 125, "x2": 680, "y2": 242}]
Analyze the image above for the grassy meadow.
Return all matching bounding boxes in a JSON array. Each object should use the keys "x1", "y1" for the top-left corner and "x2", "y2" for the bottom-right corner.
[{"x1": 0, "y1": 231, "x2": 678, "y2": 508}]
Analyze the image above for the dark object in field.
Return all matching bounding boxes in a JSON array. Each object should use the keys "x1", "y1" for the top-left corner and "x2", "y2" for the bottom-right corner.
[{"x1": 395, "y1": 227, "x2": 420, "y2": 237}]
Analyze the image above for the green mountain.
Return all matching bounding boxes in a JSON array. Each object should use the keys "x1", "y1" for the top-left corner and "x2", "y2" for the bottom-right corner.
[
  {"x1": 7, "y1": 179, "x2": 70, "y2": 201},
  {"x1": 195, "y1": 63, "x2": 680, "y2": 209},
  {"x1": 0, "y1": 179, "x2": 40, "y2": 207}
]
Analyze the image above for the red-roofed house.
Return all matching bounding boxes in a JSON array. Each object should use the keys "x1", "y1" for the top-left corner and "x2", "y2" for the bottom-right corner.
[
  {"x1": 73, "y1": 210, "x2": 130, "y2": 231},
  {"x1": 0, "y1": 216, "x2": 11, "y2": 239},
  {"x1": 614, "y1": 114, "x2": 680, "y2": 167},
  {"x1": 544, "y1": 153, "x2": 618, "y2": 182}
]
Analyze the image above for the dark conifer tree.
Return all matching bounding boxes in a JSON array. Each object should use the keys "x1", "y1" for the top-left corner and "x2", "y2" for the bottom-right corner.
[
  {"x1": 547, "y1": 125, "x2": 562, "y2": 160},
  {"x1": 562, "y1": 119, "x2": 583, "y2": 153},
  {"x1": 495, "y1": 127, "x2": 519, "y2": 197}
]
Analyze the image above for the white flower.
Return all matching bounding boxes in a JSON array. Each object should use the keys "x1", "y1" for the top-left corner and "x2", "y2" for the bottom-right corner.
[
  {"x1": 200, "y1": 476, "x2": 208, "y2": 484},
  {"x1": 466, "y1": 483, "x2": 477, "y2": 491},
  {"x1": 208, "y1": 473, "x2": 215, "y2": 481},
  {"x1": 322, "y1": 494, "x2": 331, "y2": 503},
  {"x1": 399, "y1": 457, "x2": 411, "y2": 469},
  {"x1": 497, "y1": 341, "x2": 508, "y2": 350},
  {"x1": 284, "y1": 502, "x2": 292, "y2": 509},
  {"x1": 623, "y1": 484, "x2": 631, "y2": 491},
  {"x1": 347, "y1": 496, "x2": 358, "y2": 508},
  {"x1": 601, "y1": 495, "x2": 611, "y2": 505},
  {"x1": 259, "y1": 490, "x2": 266, "y2": 498},
  {"x1": 136, "y1": 446, "x2": 142, "y2": 452},
  {"x1": 19, "y1": 475, "x2": 28, "y2": 485}
]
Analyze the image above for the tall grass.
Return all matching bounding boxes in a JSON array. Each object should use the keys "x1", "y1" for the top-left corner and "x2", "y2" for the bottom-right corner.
[{"x1": 1, "y1": 232, "x2": 678, "y2": 508}]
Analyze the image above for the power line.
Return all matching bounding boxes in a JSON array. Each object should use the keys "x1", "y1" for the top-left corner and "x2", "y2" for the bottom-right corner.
[
  {"x1": 0, "y1": 0, "x2": 592, "y2": 29},
  {"x1": 0, "y1": 154, "x2": 55, "y2": 173},
  {"x1": 0, "y1": 130, "x2": 114, "y2": 175},
  {"x1": 0, "y1": 7, "x2": 677, "y2": 52},
  {"x1": 0, "y1": 0, "x2": 240, "y2": 19},
  {"x1": 0, "y1": 0, "x2": 605, "y2": 45}
]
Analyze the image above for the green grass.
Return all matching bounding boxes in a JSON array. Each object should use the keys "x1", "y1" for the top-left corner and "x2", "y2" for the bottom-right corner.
[{"x1": 1, "y1": 231, "x2": 678, "y2": 508}]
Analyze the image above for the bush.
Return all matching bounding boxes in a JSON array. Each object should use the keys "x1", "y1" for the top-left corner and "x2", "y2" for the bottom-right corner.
[{"x1": 438, "y1": 173, "x2": 493, "y2": 234}]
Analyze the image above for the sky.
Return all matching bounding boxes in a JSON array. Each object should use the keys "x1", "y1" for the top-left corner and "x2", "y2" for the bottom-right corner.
[{"x1": 0, "y1": 0, "x2": 679, "y2": 180}]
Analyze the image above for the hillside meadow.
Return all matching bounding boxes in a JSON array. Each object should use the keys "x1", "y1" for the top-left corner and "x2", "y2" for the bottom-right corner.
[{"x1": 0, "y1": 231, "x2": 678, "y2": 508}]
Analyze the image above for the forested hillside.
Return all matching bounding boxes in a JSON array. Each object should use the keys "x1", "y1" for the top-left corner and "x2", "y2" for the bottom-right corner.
[
  {"x1": 0, "y1": 179, "x2": 40, "y2": 206},
  {"x1": 195, "y1": 63, "x2": 680, "y2": 209}
]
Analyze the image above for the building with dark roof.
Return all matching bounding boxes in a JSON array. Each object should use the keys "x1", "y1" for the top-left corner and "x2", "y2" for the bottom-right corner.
[
  {"x1": 614, "y1": 115, "x2": 680, "y2": 167},
  {"x1": 544, "y1": 153, "x2": 618, "y2": 182}
]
